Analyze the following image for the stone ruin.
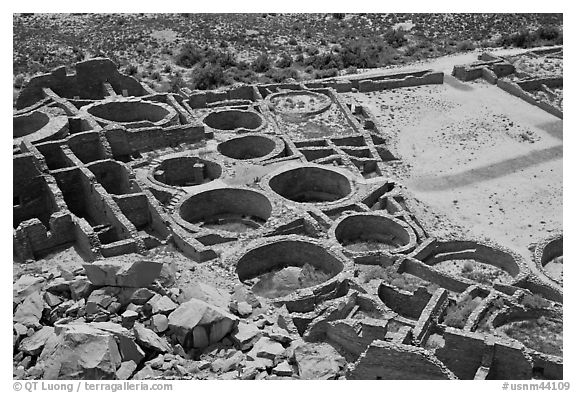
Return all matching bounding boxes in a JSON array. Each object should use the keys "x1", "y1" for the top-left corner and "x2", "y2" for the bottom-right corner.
[
  {"x1": 453, "y1": 46, "x2": 563, "y2": 119},
  {"x1": 13, "y1": 57, "x2": 563, "y2": 380}
]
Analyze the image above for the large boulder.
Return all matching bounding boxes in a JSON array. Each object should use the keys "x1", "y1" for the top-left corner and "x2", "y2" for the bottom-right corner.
[
  {"x1": 133, "y1": 323, "x2": 171, "y2": 353},
  {"x1": 293, "y1": 342, "x2": 346, "y2": 380},
  {"x1": 83, "y1": 257, "x2": 162, "y2": 288},
  {"x1": 13, "y1": 275, "x2": 45, "y2": 305},
  {"x1": 177, "y1": 281, "x2": 231, "y2": 309},
  {"x1": 39, "y1": 324, "x2": 122, "y2": 379},
  {"x1": 168, "y1": 299, "x2": 239, "y2": 349},
  {"x1": 19, "y1": 326, "x2": 55, "y2": 356},
  {"x1": 14, "y1": 290, "x2": 44, "y2": 327}
]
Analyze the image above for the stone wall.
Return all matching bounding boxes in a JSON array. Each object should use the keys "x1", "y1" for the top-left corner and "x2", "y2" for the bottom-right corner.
[{"x1": 347, "y1": 340, "x2": 456, "y2": 379}]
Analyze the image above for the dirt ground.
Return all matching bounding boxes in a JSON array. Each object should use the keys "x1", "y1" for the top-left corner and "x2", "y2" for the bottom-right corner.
[{"x1": 345, "y1": 52, "x2": 562, "y2": 276}]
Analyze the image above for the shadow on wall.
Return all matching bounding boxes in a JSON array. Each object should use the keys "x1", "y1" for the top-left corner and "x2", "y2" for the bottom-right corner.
[
  {"x1": 411, "y1": 145, "x2": 563, "y2": 191},
  {"x1": 443, "y1": 75, "x2": 475, "y2": 92}
]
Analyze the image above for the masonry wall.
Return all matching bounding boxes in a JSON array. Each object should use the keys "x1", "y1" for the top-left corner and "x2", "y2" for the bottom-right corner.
[
  {"x1": 497, "y1": 79, "x2": 563, "y2": 119},
  {"x1": 378, "y1": 283, "x2": 431, "y2": 319},
  {"x1": 68, "y1": 131, "x2": 108, "y2": 164},
  {"x1": 358, "y1": 72, "x2": 444, "y2": 92},
  {"x1": 347, "y1": 341, "x2": 455, "y2": 379},
  {"x1": 436, "y1": 329, "x2": 486, "y2": 379}
]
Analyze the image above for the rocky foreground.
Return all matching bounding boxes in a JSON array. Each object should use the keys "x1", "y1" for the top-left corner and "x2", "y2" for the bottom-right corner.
[{"x1": 13, "y1": 254, "x2": 347, "y2": 380}]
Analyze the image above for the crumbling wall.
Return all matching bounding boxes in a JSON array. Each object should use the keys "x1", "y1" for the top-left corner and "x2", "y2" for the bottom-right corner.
[
  {"x1": 347, "y1": 340, "x2": 456, "y2": 379},
  {"x1": 436, "y1": 328, "x2": 486, "y2": 379},
  {"x1": 16, "y1": 58, "x2": 148, "y2": 110},
  {"x1": 496, "y1": 79, "x2": 562, "y2": 119},
  {"x1": 358, "y1": 72, "x2": 444, "y2": 92},
  {"x1": 378, "y1": 284, "x2": 431, "y2": 319}
]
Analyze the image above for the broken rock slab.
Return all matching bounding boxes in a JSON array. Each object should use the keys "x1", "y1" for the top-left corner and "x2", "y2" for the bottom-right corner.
[
  {"x1": 231, "y1": 322, "x2": 262, "y2": 351},
  {"x1": 247, "y1": 337, "x2": 285, "y2": 361},
  {"x1": 116, "y1": 360, "x2": 138, "y2": 380},
  {"x1": 39, "y1": 323, "x2": 122, "y2": 379},
  {"x1": 294, "y1": 342, "x2": 346, "y2": 380},
  {"x1": 133, "y1": 323, "x2": 171, "y2": 354},
  {"x1": 178, "y1": 281, "x2": 231, "y2": 309},
  {"x1": 19, "y1": 326, "x2": 55, "y2": 356},
  {"x1": 83, "y1": 258, "x2": 162, "y2": 288},
  {"x1": 148, "y1": 294, "x2": 178, "y2": 315},
  {"x1": 13, "y1": 275, "x2": 45, "y2": 305},
  {"x1": 168, "y1": 298, "x2": 239, "y2": 349},
  {"x1": 14, "y1": 291, "x2": 44, "y2": 328}
]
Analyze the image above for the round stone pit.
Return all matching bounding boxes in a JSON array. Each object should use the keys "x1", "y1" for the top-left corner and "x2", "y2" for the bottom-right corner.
[
  {"x1": 267, "y1": 165, "x2": 353, "y2": 205},
  {"x1": 267, "y1": 90, "x2": 332, "y2": 121},
  {"x1": 81, "y1": 98, "x2": 178, "y2": 128},
  {"x1": 203, "y1": 109, "x2": 266, "y2": 132},
  {"x1": 176, "y1": 187, "x2": 273, "y2": 234},
  {"x1": 217, "y1": 134, "x2": 283, "y2": 161},
  {"x1": 235, "y1": 236, "x2": 348, "y2": 299},
  {"x1": 333, "y1": 213, "x2": 417, "y2": 254},
  {"x1": 151, "y1": 156, "x2": 222, "y2": 187},
  {"x1": 13, "y1": 109, "x2": 69, "y2": 145}
]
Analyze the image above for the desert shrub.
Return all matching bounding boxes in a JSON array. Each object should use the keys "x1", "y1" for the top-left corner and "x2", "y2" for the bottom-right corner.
[
  {"x1": 251, "y1": 53, "x2": 271, "y2": 73},
  {"x1": 168, "y1": 74, "x2": 186, "y2": 93},
  {"x1": 125, "y1": 64, "x2": 138, "y2": 76},
  {"x1": 14, "y1": 74, "x2": 26, "y2": 88},
  {"x1": 275, "y1": 53, "x2": 293, "y2": 68},
  {"x1": 306, "y1": 46, "x2": 320, "y2": 56},
  {"x1": 162, "y1": 63, "x2": 172, "y2": 73},
  {"x1": 521, "y1": 294, "x2": 550, "y2": 309},
  {"x1": 426, "y1": 334, "x2": 445, "y2": 351},
  {"x1": 304, "y1": 52, "x2": 342, "y2": 70},
  {"x1": 332, "y1": 13, "x2": 345, "y2": 20},
  {"x1": 361, "y1": 266, "x2": 388, "y2": 283},
  {"x1": 150, "y1": 71, "x2": 161, "y2": 81},
  {"x1": 313, "y1": 68, "x2": 338, "y2": 79},
  {"x1": 295, "y1": 54, "x2": 304, "y2": 64},
  {"x1": 346, "y1": 66, "x2": 357, "y2": 75},
  {"x1": 444, "y1": 296, "x2": 481, "y2": 328},
  {"x1": 457, "y1": 40, "x2": 476, "y2": 51},
  {"x1": 288, "y1": 37, "x2": 298, "y2": 46},
  {"x1": 265, "y1": 67, "x2": 299, "y2": 82},
  {"x1": 536, "y1": 25, "x2": 561, "y2": 41},
  {"x1": 226, "y1": 66, "x2": 256, "y2": 84},
  {"x1": 405, "y1": 45, "x2": 418, "y2": 56},
  {"x1": 462, "y1": 261, "x2": 474, "y2": 273},
  {"x1": 176, "y1": 43, "x2": 203, "y2": 68},
  {"x1": 190, "y1": 63, "x2": 226, "y2": 90},
  {"x1": 499, "y1": 29, "x2": 533, "y2": 48},
  {"x1": 206, "y1": 50, "x2": 237, "y2": 68},
  {"x1": 319, "y1": 38, "x2": 327, "y2": 46},
  {"x1": 384, "y1": 28, "x2": 407, "y2": 48}
]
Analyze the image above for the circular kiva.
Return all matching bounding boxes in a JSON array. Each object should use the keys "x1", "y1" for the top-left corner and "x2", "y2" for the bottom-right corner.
[
  {"x1": 423, "y1": 240, "x2": 523, "y2": 286},
  {"x1": 151, "y1": 156, "x2": 222, "y2": 187},
  {"x1": 217, "y1": 134, "x2": 283, "y2": 161},
  {"x1": 81, "y1": 99, "x2": 178, "y2": 128},
  {"x1": 13, "y1": 110, "x2": 69, "y2": 145},
  {"x1": 176, "y1": 187, "x2": 273, "y2": 234},
  {"x1": 266, "y1": 90, "x2": 332, "y2": 120},
  {"x1": 490, "y1": 308, "x2": 562, "y2": 357},
  {"x1": 268, "y1": 165, "x2": 353, "y2": 204},
  {"x1": 202, "y1": 109, "x2": 266, "y2": 132},
  {"x1": 536, "y1": 235, "x2": 563, "y2": 283},
  {"x1": 235, "y1": 236, "x2": 346, "y2": 299},
  {"x1": 333, "y1": 213, "x2": 417, "y2": 254}
]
